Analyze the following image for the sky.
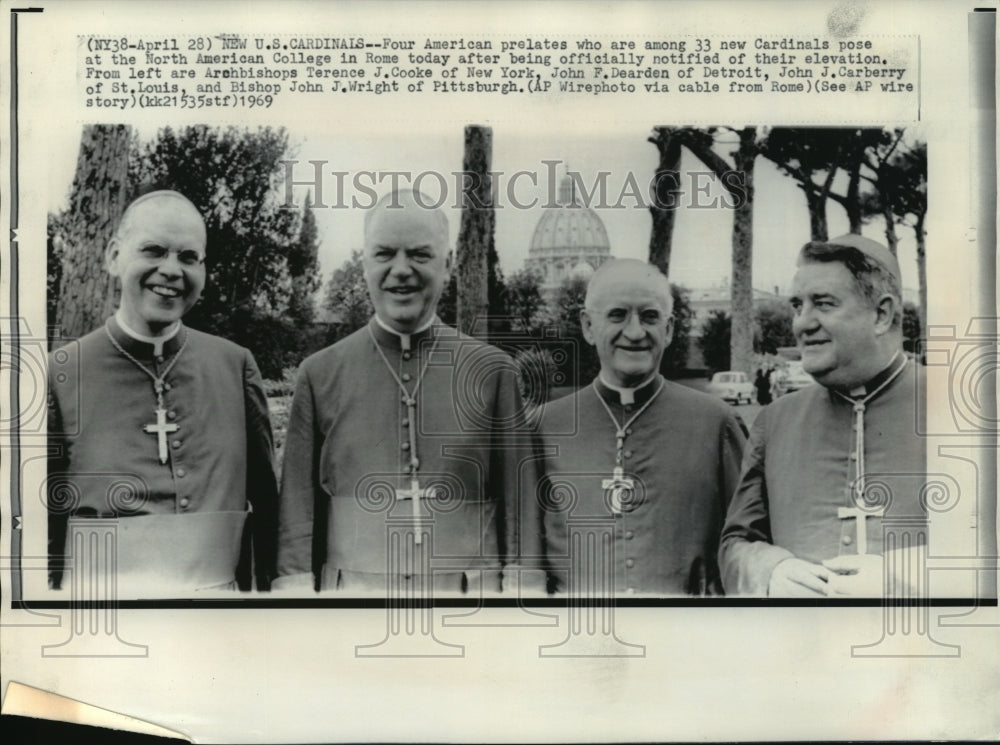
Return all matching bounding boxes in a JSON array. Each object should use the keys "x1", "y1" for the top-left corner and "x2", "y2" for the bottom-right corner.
[{"x1": 49, "y1": 124, "x2": 923, "y2": 300}]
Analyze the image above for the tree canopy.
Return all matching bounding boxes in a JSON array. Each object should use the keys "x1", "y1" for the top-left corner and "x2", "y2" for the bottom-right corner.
[
  {"x1": 323, "y1": 249, "x2": 373, "y2": 337},
  {"x1": 699, "y1": 310, "x2": 732, "y2": 374},
  {"x1": 754, "y1": 301, "x2": 795, "y2": 355}
]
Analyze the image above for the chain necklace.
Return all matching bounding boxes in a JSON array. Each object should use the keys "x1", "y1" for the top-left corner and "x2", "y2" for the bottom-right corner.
[
  {"x1": 832, "y1": 352, "x2": 907, "y2": 504},
  {"x1": 367, "y1": 323, "x2": 441, "y2": 543},
  {"x1": 592, "y1": 376, "x2": 665, "y2": 514},
  {"x1": 105, "y1": 323, "x2": 189, "y2": 465}
]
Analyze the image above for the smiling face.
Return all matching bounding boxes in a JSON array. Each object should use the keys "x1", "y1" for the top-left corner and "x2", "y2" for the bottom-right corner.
[
  {"x1": 790, "y1": 260, "x2": 888, "y2": 389},
  {"x1": 582, "y1": 261, "x2": 674, "y2": 388},
  {"x1": 363, "y1": 195, "x2": 450, "y2": 334},
  {"x1": 106, "y1": 195, "x2": 207, "y2": 336}
]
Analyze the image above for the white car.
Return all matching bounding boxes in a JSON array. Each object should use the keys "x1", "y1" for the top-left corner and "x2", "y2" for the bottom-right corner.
[
  {"x1": 776, "y1": 361, "x2": 815, "y2": 395},
  {"x1": 706, "y1": 371, "x2": 755, "y2": 405}
]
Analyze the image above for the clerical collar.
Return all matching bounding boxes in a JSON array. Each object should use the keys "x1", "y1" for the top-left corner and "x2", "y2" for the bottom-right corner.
[
  {"x1": 109, "y1": 313, "x2": 184, "y2": 359},
  {"x1": 838, "y1": 352, "x2": 907, "y2": 400},
  {"x1": 595, "y1": 373, "x2": 662, "y2": 406},
  {"x1": 371, "y1": 314, "x2": 439, "y2": 352}
]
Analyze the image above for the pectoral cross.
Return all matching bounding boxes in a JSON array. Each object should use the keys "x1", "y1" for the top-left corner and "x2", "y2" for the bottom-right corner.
[
  {"x1": 603, "y1": 466, "x2": 635, "y2": 516},
  {"x1": 838, "y1": 504, "x2": 885, "y2": 555},
  {"x1": 396, "y1": 477, "x2": 433, "y2": 544},
  {"x1": 143, "y1": 407, "x2": 178, "y2": 465}
]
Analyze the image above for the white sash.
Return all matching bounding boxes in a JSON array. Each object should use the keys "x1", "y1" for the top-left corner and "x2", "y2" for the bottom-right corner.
[{"x1": 65, "y1": 510, "x2": 249, "y2": 598}]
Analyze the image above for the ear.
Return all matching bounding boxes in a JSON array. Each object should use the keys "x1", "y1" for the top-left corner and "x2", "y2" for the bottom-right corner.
[
  {"x1": 580, "y1": 308, "x2": 596, "y2": 346},
  {"x1": 105, "y1": 238, "x2": 121, "y2": 277},
  {"x1": 873, "y1": 293, "x2": 896, "y2": 335}
]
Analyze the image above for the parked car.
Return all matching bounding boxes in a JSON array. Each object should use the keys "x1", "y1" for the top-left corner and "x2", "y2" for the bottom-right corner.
[
  {"x1": 706, "y1": 371, "x2": 755, "y2": 405},
  {"x1": 775, "y1": 361, "x2": 815, "y2": 396}
]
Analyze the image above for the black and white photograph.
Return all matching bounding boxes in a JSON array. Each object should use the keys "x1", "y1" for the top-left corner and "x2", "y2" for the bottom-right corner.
[
  {"x1": 38, "y1": 122, "x2": 947, "y2": 602},
  {"x1": 2, "y1": 0, "x2": 997, "y2": 742}
]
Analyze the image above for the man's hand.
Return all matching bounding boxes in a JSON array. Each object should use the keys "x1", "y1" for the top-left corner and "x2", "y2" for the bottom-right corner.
[
  {"x1": 767, "y1": 557, "x2": 833, "y2": 597},
  {"x1": 823, "y1": 554, "x2": 883, "y2": 596},
  {"x1": 824, "y1": 550, "x2": 923, "y2": 598}
]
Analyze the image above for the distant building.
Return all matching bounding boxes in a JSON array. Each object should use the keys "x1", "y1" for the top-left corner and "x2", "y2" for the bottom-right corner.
[{"x1": 524, "y1": 174, "x2": 613, "y2": 293}]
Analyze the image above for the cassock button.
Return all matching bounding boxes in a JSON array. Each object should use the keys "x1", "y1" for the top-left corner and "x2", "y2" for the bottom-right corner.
[
  {"x1": 626, "y1": 428, "x2": 633, "y2": 435},
  {"x1": 163, "y1": 382, "x2": 172, "y2": 391},
  {"x1": 402, "y1": 351, "x2": 412, "y2": 361},
  {"x1": 171, "y1": 440, "x2": 182, "y2": 449},
  {"x1": 401, "y1": 442, "x2": 410, "y2": 451},
  {"x1": 625, "y1": 530, "x2": 635, "y2": 540},
  {"x1": 179, "y1": 497, "x2": 190, "y2": 509},
  {"x1": 401, "y1": 418, "x2": 409, "y2": 427},
  {"x1": 849, "y1": 452, "x2": 858, "y2": 460},
  {"x1": 401, "y1": 373, "x2": 412, "y2": 382},
  {"x1": 167, "y1": 410, "x2": 177, "y2": 420},
  {"x1": 623, "y1": 450, "x2": 633, "y2": 459},
  {"x1": 156, "y1": 356, "x2": 164, "y2": 364},
  {"x1": 176, "y1": 467, "x2": 187, "y2": 478},
  {"x1": 625, "y1": 558, "x2": 635, "y2": 568},
  {"x1": 842, "y1": 535, "x2": 853, "y2": 545}
]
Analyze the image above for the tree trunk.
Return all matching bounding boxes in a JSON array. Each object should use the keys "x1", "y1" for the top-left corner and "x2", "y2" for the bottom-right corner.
[
  {"x1": 914, "y1": 212, "x2": 927, "y2": 343},
  {"x1": 674, "y1": 126, "x2": 759, "y2": 375},
  {"x1": 456, "y1": 125, "x2": 494, "y2": 339},
  {"x1": 881, "y1": 202, "x2": 899, "y2": 256},
  {"x1": 845, "y1": 157, "x2": 863, "y2": 233},
  {"x1": 805, "y1": 187, "x2": 828, "y2": 241},
  {"x1": 647, "y1": 127, "x2": 683, "y2": 277},
  {"x1": 54, "y1": 125, "x2": 132, "y2": 344},
  {"x1": 729, "y1": 128, "x2": 757, "y2": 376}
]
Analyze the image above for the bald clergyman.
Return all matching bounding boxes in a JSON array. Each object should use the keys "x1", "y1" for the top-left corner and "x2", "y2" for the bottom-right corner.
[
  {"x1": 719, "y1": 235, "x2": 927, "y2": 597},
  {"x1": 275, "y1": 189, "x2": 544, "y2": 594},
  {"x1": 537, "y1": 259, "x2": 748, "y2": 596},
  {"x1": 47, "y1": 190, "x2": 279, "y2": 593}
]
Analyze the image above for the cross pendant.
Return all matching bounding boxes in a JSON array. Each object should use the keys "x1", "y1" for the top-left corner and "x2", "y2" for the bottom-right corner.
[
  {"x1": 143, "y1": 407, "x2": 179, "y2": 465},
  {"x1": 837, "y1": 504, "x2": 885, "y2": 555},
  {"x1": 396, "y1": 477, "x2": 429, "y2": 544},
  {"x1": 602, "y1": 466, "x2": 635, "y2": 515}
]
